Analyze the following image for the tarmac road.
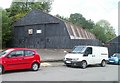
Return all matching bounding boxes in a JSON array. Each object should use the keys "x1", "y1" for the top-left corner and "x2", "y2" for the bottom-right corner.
[{"x1": 1, "y1": 63, "x2": 119, "y2": 81}]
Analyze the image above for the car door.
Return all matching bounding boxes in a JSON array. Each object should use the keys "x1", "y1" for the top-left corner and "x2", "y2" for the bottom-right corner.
[
  {"x1": 21, "y1": 50, "x2": 35, "y2": 69},
  {"x1": 4, "y1": 50, "x2": 24, "y2": 70}
]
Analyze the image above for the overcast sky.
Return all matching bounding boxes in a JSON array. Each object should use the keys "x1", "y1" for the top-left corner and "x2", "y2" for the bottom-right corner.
[{"x1": 0, "y1": 0, "x2": 119, "y2": 35}]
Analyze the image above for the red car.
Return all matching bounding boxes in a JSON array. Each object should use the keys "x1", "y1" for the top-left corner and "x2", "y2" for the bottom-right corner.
[{"x1": 0, "y1": 48, "x2": 40, "y2": 74}]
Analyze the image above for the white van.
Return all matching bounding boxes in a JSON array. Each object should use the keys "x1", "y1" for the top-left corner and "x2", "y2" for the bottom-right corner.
[{"x1": 64, "y1": 45, "x2": 108, "y2": 69}]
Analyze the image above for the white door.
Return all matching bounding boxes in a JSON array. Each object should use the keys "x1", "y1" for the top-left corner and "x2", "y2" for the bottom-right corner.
[
  {"x1": 83, "y1": 54, "x2": 95, "y2": 64},
  {"x1": 83, "y1": 47, "x2": 95, "y2": 65}
]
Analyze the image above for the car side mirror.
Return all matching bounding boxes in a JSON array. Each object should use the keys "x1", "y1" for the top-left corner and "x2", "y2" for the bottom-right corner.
[{"x1": 32, "y1": 53, "x2": 35, "y2": 55}]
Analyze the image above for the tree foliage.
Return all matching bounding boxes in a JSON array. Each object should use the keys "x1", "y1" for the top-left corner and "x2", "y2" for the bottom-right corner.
[
  {"x1": 6, "y1": 0, "x2": 52, "y2": 22},
  {"x1": 0, "y1": 8, "x2": 2, "y2": 48},
  {"x1": 91, "y1": 20, "x2": 116, "y2": 42},
  {"x1": 55, "y1": 14, "x2": 69, "y2": 21},
  {"x1": 69, "y1": 13, "x2": 95, "y2": 30},
  {"x1": 1, "y1": 9, "x2": 12, "y2": 47}
]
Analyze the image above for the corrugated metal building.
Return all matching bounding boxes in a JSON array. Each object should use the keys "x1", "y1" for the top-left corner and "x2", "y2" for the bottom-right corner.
[
  {"x1": 13, "y1": 9, "x2": 101, "y2": 49},
  {"x1": 106, "y1": 35, "x2": 120, "y2": 56}
]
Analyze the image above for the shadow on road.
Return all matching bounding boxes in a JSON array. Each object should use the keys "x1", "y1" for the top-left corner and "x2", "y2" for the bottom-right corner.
[
  {"x1": 2, "y1": 69, "x2": 41, "y2": 75},
  {"x1": 64, "y1": 64, "x2": 118, "y2": 69}
]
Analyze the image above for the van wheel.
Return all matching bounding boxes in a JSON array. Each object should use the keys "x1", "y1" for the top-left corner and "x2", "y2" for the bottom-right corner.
[
  {"x1": 0, "y1": 65, "x2": 4, "y2": 74},
  {"x1": 101, "y1": 60, "x2": 106, "y2": 67},
  {"x1": 31, "y1": 63, "x2": 39, "y2": 71},
  {"x1": 81, "y1": 61, "x2": 87, "y2": 69},
  {"x1": 66, "y1": 64, "x2": 71, "y2": 67}
]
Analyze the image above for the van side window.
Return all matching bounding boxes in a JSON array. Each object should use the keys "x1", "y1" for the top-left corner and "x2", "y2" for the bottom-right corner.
[{"x1": 84, "y1": 47, "x2": 92, "y2": 56}]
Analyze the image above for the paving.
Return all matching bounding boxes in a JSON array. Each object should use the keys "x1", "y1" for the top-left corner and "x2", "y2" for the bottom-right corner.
[
  {"x1": 35, "y1": 49, "x2": 71, "y2": 67},
  {"x1": 35, "y1": 49, "x2": 71, "y2": 62},
  {"x1": 41, "y1": 62, "x2": 64, "y2": 67}
]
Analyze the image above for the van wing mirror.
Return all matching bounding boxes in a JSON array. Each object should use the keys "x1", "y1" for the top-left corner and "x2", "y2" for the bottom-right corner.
[{"x1": 64, "y1": 50, "x2": 71, "y2": 53}]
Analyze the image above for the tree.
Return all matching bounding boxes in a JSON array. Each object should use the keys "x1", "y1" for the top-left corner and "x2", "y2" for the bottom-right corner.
[
  {"x1": 1, "y1": 9, "x2": 12, "y2": 47},
  {"x1": 55, "y1": 14, "x2": 69, "y2": 21},
  {"x1": 91, "y1": 20, "x2": 116, "y2": 43},
  {"x1": 69, "y1": 13, "x2": 95, "y2": 30},
  {"x1": 6, "y1": 0, "x2": 53, "y2": 22},
  {"x1": 0, "y1": 8, "x2": 2, "y2": 48},
  {"x1": 91, "y1": 24, "x2": 106, "y2": 42}
]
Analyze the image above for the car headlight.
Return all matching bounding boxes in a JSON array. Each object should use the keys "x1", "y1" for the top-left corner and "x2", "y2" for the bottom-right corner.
[{"x1": 115, "y1": 58, "x2": 119, "y2": 61}]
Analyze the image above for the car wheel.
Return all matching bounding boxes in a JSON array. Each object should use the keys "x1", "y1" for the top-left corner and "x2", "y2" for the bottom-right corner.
[
  {"x1": 31, "y1": 63, "x2": 39, "y2": 71},
  {"x1": 81, "y1": 61, "x2": 87, "y2": 69},
  {"x1": 101, "y1": 60, "x2": 106, "y2": 67},
  {"x1": 0, "y1": 65, "x2": 4, "y2": 74}
]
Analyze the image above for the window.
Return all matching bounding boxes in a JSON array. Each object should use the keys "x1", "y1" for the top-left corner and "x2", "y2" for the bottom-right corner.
[
  {"x1": 0, "y1": 51, "x2": 6, "y2": 57},
  {"x1": 112, "y1": 53, "x2": 120, "y2": 58},
  {"x1": 87, "y1": 47, "x2": 92, "y2": 54},
  {"x1": 36, "y1": 30, "x2": 42, "y2": 34},
  {"x1": 8, "y1": 50, "x2": 24, "y2": 58},
  {"x1": 28, "y1": 29, "x2": 33, "y2": 34},
  {"x1": 72, "y1": 46, "x2": 86, "y2": 53},
  {"x1": 84, "y1": 47, "x2": 92, "y2": 56},
  {"x1": 25, "y1": 50, "x2": 35, "y2": 56}
]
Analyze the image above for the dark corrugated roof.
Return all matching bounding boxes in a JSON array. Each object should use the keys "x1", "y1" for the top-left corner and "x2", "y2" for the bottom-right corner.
[
  {"x1": 14, "y1": 9, "x2": 60, "y2": 26},
  {"x1": 65, "y1": 22, "x2": 96, "y2": 39}
]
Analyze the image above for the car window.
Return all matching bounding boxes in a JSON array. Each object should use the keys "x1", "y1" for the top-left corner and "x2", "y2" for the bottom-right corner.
[
  {"x1": 25, "y1": 50, "x2": 35, "y2": 56},
  {"x1": 8, "y1": 50, "x2": 24, "y2": 58},
  {"x1": 0, "y1": 49, "x2": 14, "y2": 57},
  {"x1": 117, "y1": 54, "x2": 120, "y2": 58},
  {"x1": 0, "y1": 51, "x2": 6, "y2": 57}
]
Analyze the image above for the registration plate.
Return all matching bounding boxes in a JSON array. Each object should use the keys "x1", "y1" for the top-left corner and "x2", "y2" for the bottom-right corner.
[{"x1": 109, "y1": 61, "x2": 114, "y2": 62}]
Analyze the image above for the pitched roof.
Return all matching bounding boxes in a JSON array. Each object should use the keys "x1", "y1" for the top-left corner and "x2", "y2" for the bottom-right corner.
[{"x1": 14, "y1": 9, "x2": 60, "y2": 26}]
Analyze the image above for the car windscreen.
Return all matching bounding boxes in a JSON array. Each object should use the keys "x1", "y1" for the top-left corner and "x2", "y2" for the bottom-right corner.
[
  {"x1": 71, "y1": 46, "x2": 86, "y2": 53},
  {"x1": 0, "y1": 50, "x2": 7, "y2": 57},
  {"x1": 0, "y1": 49, "x2": 14, "y2": 57}
]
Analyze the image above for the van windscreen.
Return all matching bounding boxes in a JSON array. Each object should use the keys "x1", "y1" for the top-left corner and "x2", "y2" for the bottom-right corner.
[{"x1": 72, "y1": 46, "x2": 86, "y2": 53}]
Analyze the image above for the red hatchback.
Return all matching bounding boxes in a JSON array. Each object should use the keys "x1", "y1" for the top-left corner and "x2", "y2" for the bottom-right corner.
[{"x1": 0, "y1": 48, "x2": 40, "y2": 74}]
